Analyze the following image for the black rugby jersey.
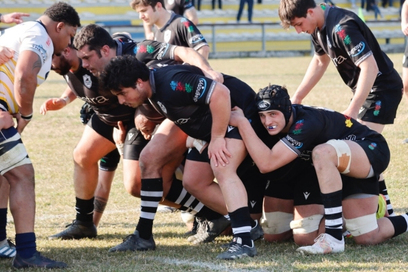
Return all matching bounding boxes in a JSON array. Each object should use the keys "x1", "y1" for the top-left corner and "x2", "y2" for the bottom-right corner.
[
  {"x1": 147, "y1": 65, "x2": 257, "y2": 141},
  {"x1": 64, "y1": 39, "x2": 179, "y2": 126},
  {"x1": 312, "y1": 5, "x2": 397, "y2": 92},
  {"x1": 164, "y1": 0, "x2": 194, "y2": 15},
  {"x1": 154, "y1": 12, "x2": 207, "y2": 52},
  {"x1": 281, "y1": 105, "x2": 385, "y2": 159}
]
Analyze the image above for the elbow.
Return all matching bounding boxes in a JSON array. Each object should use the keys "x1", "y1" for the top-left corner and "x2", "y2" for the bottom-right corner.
[{"x1": 257, "y1": 164, "x2": 270, "y2": 174}]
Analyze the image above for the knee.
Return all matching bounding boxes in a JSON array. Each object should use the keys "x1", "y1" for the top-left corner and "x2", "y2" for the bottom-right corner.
[
  {"x1": 312, "y1": 144, "x2": 335, "y2": 167},
  {"x1": 123, "y1": 177, "x2": 141, "y2": 197},
  {"x1": 73, "y1": 147, "x2": 92, "y2": 167}
]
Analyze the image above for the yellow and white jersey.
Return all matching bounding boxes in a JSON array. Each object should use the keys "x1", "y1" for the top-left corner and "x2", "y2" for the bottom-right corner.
[{"x1": 0, "y1": 21, "x2": 54, "y2": 114}]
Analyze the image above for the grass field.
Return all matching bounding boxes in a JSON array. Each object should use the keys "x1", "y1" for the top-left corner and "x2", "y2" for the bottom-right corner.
[{"x1": 2, "y1": 54, "x2": 408, "y2": 271}]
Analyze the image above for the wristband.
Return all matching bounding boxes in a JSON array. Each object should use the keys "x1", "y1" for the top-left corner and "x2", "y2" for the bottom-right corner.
[
  {"x1": 62, "y1": 96, "x2": 70, "y2": 105},
  {"x1": 116, "y1": 143, "x2": 124, "y2": 156},
  {"x1": 20, "y1": 113, "x2": 33, "y2": 121}
]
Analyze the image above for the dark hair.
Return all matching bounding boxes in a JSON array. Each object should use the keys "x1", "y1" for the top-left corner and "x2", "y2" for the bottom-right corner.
[
  {"x1": 100, "y1": 55, "x2": 150, "y2": 95},
  {"x1": 44, "y1": 2, "x2": 81, "y2": 27},
  {"x1": 278, "y1": 0, "x2": 316, "y2": 29},
  {"x1": 130, "y1": 0, "x2": 165, "y2": 11},
  {"x1": 73, "y1": 24, "x2": 116, "y2": 56}
]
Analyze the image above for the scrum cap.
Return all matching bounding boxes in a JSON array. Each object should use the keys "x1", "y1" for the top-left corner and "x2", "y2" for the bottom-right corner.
[{"x1": 256, "y1": 84, "x2": 292, "y2": 126}]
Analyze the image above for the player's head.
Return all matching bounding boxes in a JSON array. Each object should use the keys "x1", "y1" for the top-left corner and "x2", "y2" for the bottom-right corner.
[
  {"x1": 100, "y1": 55, "x2": 150, "y2": 107},
  {"x1": 51, "y1": 43, "x2": 76, "y2": 75},
  {"x1": 74, "y1": 24, "x2": 117, "y2": 76},
  {"x1": 43, "y1": 2, "x2": 80, "y2": 55},
  {"x1": 279, "y1": 0, "x2": 317, "y2": 29},
  {"x1": 130, "y1": 0, "x2": 165, "y2": 11},
  {"x1": 256, "y1": 84, "x2": 292, "y2": 127},
  {"x1": 44, "y1": 2, "x2": 80, "y2": 27}
]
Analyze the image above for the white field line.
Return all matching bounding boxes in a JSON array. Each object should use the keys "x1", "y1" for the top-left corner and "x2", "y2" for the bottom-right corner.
[{"x1": 140, "y1": 256, "x2": 271, "y2": 272}]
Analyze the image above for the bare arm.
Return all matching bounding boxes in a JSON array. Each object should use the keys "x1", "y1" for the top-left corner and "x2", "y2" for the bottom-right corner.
[
  {"x1": 173, "y1": 46, "x2": 223, "y2": 82},
  {"x1": 184, "y1": 7, "x2": 198, "y2": 25},
  {"x1": 402, "y1": 0, "x2": 408, "y2": 36},
  {"x1": 208, "y1": 83, "x2": 231, "y2": 166},
  {"x1": 14, "y1": 50, "x2": 42, "y2": 133},
  {"x1": 197, "y1": 45, "x2": 210, "y2": 60},
  {"x1": 291, "y1": 54, "x2": 330, "y2": 104},
  {"x1": 40, "y1": 86, "x2": 77, "y2": 115},
  {"x1": 343, "y1": 55, "x2": 378, "y2": 119},
  {"x1": 0, "y1": 12, "x2": 29, "y2": 24},
  {"x1": 229, "y1": 106, "x2": 297, "y2": 173}
]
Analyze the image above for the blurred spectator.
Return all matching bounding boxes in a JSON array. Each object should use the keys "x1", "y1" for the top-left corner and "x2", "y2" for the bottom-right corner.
[
  {"x1": 212, "y1": 0, "x2": 222, "y2": 9},
  {"x1": 237, "y1": 0, "x2": 254, "y2": 23}
]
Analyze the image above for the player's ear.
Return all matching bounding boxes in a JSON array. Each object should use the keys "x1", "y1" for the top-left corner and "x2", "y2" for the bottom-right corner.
[{"x1": 56, "y1": 22, "x2": 65, "y2": 33}]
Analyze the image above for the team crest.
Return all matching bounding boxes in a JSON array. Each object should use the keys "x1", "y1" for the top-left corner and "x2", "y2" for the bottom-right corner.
[
  {"x1": 83, "y1": 74, "x2": 92, "y2": 89},
  {"x1": 164, "y1": 30, "x2": 172, "y2": 43}
]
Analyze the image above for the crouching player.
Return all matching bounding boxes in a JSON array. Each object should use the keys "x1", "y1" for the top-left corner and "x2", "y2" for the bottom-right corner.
[{"x1": 230, "y1": 84, "x2": 408, "y2": 254}]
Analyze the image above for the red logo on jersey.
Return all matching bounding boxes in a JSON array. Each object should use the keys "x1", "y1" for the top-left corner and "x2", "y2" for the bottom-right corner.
[{"x1": 46, "y1": 38, "x2": 51, "y2": 47}]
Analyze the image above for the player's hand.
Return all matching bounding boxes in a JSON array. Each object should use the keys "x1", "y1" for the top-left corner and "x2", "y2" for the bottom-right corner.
[
  {"x1": 229, "y1": 106, "x2": 246, "y2": 127},
  {"x1": 113, "y1": 121, "x2": 126, "y2": 145},
  {"x1": 208, "y1": 136, "x2": 231, "y2": 167},
  {"x1": 1, "y1": 12, "x2": 29, "y2": 24},
  {"x1": 203, "y1": 69, "x2": 224, "y2": 83},
  {"x1": 0, "y1": 46, "x2": 14, "y2": 65},
  {"x1": 0, "y1": 111, "x2": 15, "y2": 130},
  {"x1": 135, "y1": 113, "x2": 156, "y2": 140},
  {"x1": 39, "y1": 98, "x2": 67, "y2": 115},
  {"x1": 15, "y1": 113, "x2": 30, "y2": 134}
]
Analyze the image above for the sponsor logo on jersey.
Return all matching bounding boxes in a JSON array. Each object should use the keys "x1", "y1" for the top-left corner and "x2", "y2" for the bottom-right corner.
[
  {"x1": 46, "y1": 37, "x2": 51, "y2": 47},
  {"x1": 344, "y1": 134, "x2": 357, "y2": 141},
  {"x1": 332, "y1": 55, "x2": 347, "y2": 66},
  {"x1": 334, "y1": 24, "x2": 351, "y2": 45},
  {"x1": 292, "y1": 119, "x2": 304, "y2": 135},
  {"x1": 250, "y1": 201, "x2": 257, "y2": 208},
  {"x1": 285, "y1": 135, "x2": 303, "y2": 149},
  {"x1": 32, "y1": 44, "x2": 47, "y2": 64},
  {"x1": 349, "y1": 41, "x2": 365, "y2": 57},
  {"x1": 189, "y1": 34, "x2": 205, "y2": 44},
  {"x1": 257, "y1": 100, "x2": 271, "y2": 111},
  {"x1": 373, "y1": 100, "x2": 381, "y2": 116},
  {"x1": 83, "y1": 74, "x2": 92, "y2": 89},
  {"x1": 193, "y1": 78, "x2": 206, "y2": 102},
  {"x1": 156, "y1": 44, "x2": 169, "y2": 60},
  {"x1": 299, "y1": 150, "x2": 312, "y2": 161},
  {"x1": 157, "y1": 101, "x2": 167, "y2": 114},
  {"x1": 175, "y1": 118, "x2": 190, "y2": 125},
  {"x1": 303, "y1": 192, "x2": 310, "y2": 200}
]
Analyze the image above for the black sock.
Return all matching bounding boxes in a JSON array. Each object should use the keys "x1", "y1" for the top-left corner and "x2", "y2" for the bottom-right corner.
[
  {"x1": 75, "y1": 197, "x2": 94, "y2": 223},
  {"x1": 229, "y1": 207, "x2": 252, "y2": 246},
  {"x1": 321, "y1": 190, "x2": 343, "y2": 241},
  {"x1": 0, "y1": 208, "x2": 7, "y2": 241},
  {"x1": 388, "y1": 214, "x2": 408, "y2": 237},
  {"x1": 136, "y1": 178, "x2": 163, "y2": 240}
]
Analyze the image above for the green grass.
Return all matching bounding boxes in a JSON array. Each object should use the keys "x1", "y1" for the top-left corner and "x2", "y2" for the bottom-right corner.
[{"x1": 2, "y1": 54, "x2": 408, "y2": 271}]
